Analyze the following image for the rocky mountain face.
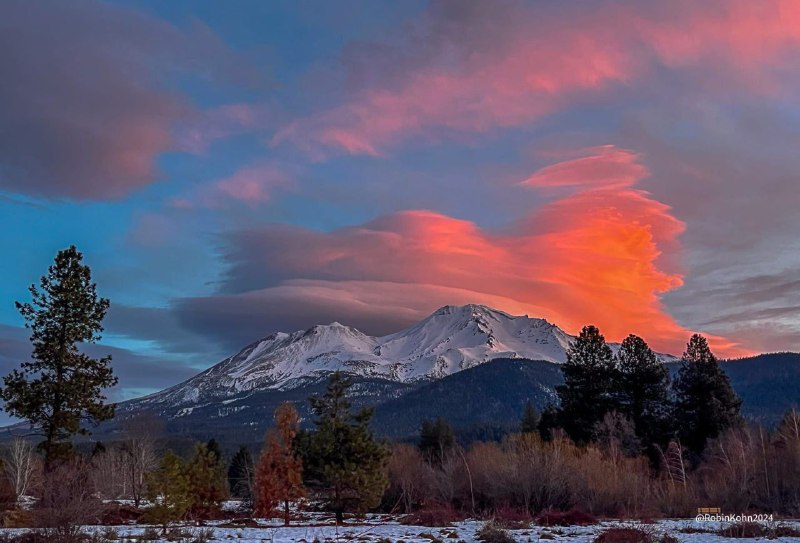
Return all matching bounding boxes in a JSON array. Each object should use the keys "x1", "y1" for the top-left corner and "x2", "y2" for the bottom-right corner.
[{"x1": 126, "y1": 304, "x2": 677, "y2": 414}]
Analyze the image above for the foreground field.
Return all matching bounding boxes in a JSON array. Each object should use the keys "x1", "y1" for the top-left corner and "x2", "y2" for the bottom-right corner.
[{"x1": 3, "y1": 516, "x2": 800, "y2": 543}]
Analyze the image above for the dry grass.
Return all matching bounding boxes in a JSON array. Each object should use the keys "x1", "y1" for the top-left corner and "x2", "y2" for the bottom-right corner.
[
  {"x1": 535, "y1": 507, "x2": 597, "y2": 526},
  {"x1": 475, "y1": 522, "x2": 516, "y2": 543},
  {"x1": 399, "y1": 504, "x2": 464, "y2": 527}
]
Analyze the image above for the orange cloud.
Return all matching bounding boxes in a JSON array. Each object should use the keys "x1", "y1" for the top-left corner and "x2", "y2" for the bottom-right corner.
[
  {"x1": 219, "y1": 146, "x2": 750, "y2": 357},
  {"x1": 276, "y1": 0, "x2": 800, "y2": 157}
]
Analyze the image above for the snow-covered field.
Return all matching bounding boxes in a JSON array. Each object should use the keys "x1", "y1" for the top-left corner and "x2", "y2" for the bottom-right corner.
[{"x1": 3, "y1": 515, "x2": 799, "y2": 543}]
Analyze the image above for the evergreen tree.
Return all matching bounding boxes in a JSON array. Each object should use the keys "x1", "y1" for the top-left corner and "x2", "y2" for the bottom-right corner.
[
  {"x1": 520, "y1": 401, "x2": 540, "y2": 434},
  {"x1": 419, "y1": 417, "x2": 455, "y2": 465},
  {"x1": 254, "y1": 402, "x2": 305, "y2": 525},
  {"x1": 672, "y1": 334, "x2": 742, "y2": 454},
  {"x1": 537, "y1": 404, "x2": 560, "y2": 441},
  {"x1": 1, "y1": 246, "x2": 117, "y2": 471},
  {"x1": 206, "y1": 439, "x2": 224, "y2": 466},
  {"x1": 144, "y1": 451, "x2": 191, "y2": 533},
  {"x1": 184, "y1": 442, "x2": 229, "y2": 521},
  {"x1": 227, "y1": 446, "x2": 254, "y2": 501},
  {"x1": 615, "y1": 334, "x2": 671, "y2": 453},
  {"x1": 297, "y1": 373, "x2": 388, "y2": 523},
  {"x1": 555, "y1": 325, "x2": 618, "y2": 444}
]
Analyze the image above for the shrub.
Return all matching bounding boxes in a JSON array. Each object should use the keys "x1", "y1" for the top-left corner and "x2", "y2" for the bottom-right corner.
[
  {"x1": 593, "y1": 527, "x2": 677, "y2": 543},
  {"x1": 140, "y1": 527, "x2": 160, "y2": 540},
  {"x1": 716, "y1": 522, "x2": 766, "y2": 538},
  {"x1": 100, "y1": 528, "x2": 119, "y2": 541},
  {"x1": 0, "y1": 508, "x2": 33, "y2": 528},
  {"x1": 715, "y1": 522, "x2": 800, "y2": 539},
  {"x1": 399, "y1": 504, "x2": 464, "y2": 527},
  {"x1": 536, "y1": 507, "x2": 597, "y2": 526},
  {"x1": 491, "y1": 506, "x2": 531, "y2": 529},
  {"x1": 99, "y1": 504, "x2": 143, "y2": 525},
  {"x1": 475, "y1": 522, "x2": 516, "y2": 543},
  {"x1": 773, "y1": 525, "x2": 800, "y2": 537},
  {"x1": 34, "y1": 458, "x2": 103, "y2": 543}
]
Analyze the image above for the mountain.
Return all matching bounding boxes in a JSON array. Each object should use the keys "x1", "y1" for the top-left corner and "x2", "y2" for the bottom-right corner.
[
  {"x1": 101, "y1": 353, "x2": 800, "y2": 448},
  {"x1": 127, "y1": 304, "x2": 676, "y2": 416}
]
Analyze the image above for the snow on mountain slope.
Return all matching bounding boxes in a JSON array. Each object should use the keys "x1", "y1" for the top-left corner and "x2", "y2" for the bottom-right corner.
[{"x1": 135, "y1": 304, "x2": 676, "y2": 408}]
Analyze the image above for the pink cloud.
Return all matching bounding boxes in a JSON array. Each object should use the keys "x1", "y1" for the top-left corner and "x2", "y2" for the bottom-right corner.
[
  {"x1": 521, "y1": 146, "x2": 648, "y2": 189},
  {"x1": 0, "y1": 1, "x2": 265, "y2": 200},
  {"x1": 275, "y1": 0, "x2": 800, "y2": 157},
  {"x1": 171, "y1": 163, "x2": 293, "y2": 209},
  {"x1": 213, "y1": 146, "x2": 749, "y2": 357},
  {"x1": 212, "y1": 164, "x2": 290, "y2": 206}
]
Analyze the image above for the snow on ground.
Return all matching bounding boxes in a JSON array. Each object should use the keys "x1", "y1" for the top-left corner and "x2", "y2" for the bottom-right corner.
[{"x1": 2, "y1": 515, "x2": 800, "y2": 543}]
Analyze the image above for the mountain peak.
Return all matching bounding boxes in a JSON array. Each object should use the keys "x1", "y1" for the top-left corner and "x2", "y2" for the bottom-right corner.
[{"x1": 134, "y1": 303, "x2": 676, "y2": 409}]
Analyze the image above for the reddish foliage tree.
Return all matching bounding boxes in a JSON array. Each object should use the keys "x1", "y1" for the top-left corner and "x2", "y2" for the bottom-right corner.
[{"x1": 254, "y1": 402, "x2": 305, "y2": 525}]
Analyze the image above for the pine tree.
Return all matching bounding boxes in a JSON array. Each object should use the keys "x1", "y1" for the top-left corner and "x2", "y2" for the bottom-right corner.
[
  {"x1": 537, "y1": 404, "x2": 560, "y2": 441},
  {"x1": 419, "y1": 417, "x2": 455, "y2": 465},
  {"x1": 144, "y1": 451, "x2": 191, "y2": 533},
  {"x1": 297, "y1": 373, "x2": 388, "y2": 523},
  {"x1": 254, "y1": 402, "x2": 305, "y2": 525},
  {"x1": 615, "y1": 334, "x2": 671, "y2": 454},
  {"x1": 184, "y1": 443, "x2": 228, "y2": 521},
  {"x1": 227, "y1": 446, "x2": 254, "y2": 501},
  {"x1": 1, "y1": 246, "x2": 117, "y2": 471},
  {"x1": 555, "y1": 325, "x2": 618, "y2": 444},
  {"x1": 520, "y1": 401, "x2": 540, "y2": 434},
  {"x1": 206, "y1": 439, "x2": 224, "y2": 466},
  {"x1": 672, "y1": 334, "x2": 742, "y2": 453}
]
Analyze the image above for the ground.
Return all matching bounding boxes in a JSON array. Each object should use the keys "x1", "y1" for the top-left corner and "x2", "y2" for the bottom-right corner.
[{"x1": 2, "y1": 513, "x2": 798, "y2": 543}]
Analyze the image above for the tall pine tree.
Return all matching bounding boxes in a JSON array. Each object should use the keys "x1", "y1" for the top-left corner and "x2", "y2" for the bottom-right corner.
[
  {"x1": 1, "y1": 246, "x2": 117, "y2": 470},
  {"x1": 556, "y1": 325, "x2": 618, "y2": 444},
  {"x1": 615, "y1": 334, "x2": 671, "y2": 453},
  {"x1": 672, "y1": 334, "x2": 742, "y2": 453},
  {"x1": 297, "y1": 373, "x2": 388, "y2": 523}
]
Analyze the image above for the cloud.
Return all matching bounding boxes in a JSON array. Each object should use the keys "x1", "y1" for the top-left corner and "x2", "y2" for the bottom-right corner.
[
  {"x1": 275, "y1": 0, "x2": 800, "y2": 157},
  {"x1": 521, "y1": 146, "x2": 648, "y2": 190},
  {"x1": 0, "y1": 323, "x2": 197, "y2": 423},
  {"x1": 175, "y1": 146, "x2": 748, "y2": 357},
  {"x1": 202, "y1": 163, "x2": 293, "y2": 208},
  {"x1": 0, "y1": 0, "x2": 261, "y2": 200}
]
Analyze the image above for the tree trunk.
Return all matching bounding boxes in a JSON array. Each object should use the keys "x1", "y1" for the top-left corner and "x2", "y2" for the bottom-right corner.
[{"x1": 284, "y1": 500, "x2": 290, "y2": 526}]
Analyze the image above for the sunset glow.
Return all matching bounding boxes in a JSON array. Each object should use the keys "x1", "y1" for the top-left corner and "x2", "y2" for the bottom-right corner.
[{"x1": 2, "y1": 0, "x2": 798, "y2": 402}]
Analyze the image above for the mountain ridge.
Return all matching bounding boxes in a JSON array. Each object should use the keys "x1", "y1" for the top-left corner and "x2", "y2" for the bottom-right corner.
[{"x1": 132, "y1": 303, "x2": 679, "y2": 413}]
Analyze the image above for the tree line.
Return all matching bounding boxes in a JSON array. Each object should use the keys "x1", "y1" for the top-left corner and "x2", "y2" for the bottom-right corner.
[{"x1": 541, "y1": 325, "x2": 742, "y2": 463}]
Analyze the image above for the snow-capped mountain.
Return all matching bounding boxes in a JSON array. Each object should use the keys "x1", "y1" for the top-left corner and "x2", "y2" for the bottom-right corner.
[{"x1": 132, "y1": 304, "x2": 675, "y2": 409}]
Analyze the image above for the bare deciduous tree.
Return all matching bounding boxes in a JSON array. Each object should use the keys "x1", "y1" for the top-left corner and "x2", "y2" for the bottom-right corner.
[
  {"x1": 3, "y1": 437, "x2": 40, "y2": 502},
  {"x1": 120, "y1": 411, "x2": 163, "y2": 507}
]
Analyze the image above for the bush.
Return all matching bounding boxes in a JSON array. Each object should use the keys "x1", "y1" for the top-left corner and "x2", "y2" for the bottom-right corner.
[
  {"x1": 593, "y1": 527, "x2": 677, "y2": 543},
  {"x1": 715, "y1": 522, "x2": 800, "y2": 538},
  {"x1": 98, "y1": 504, "x2": 143, "y2": 525},
  {"x1": 475, "y1": 522, "x2": 516, "y2": 543},
  {"x1": 491, "y1": 506, "x2": 531, "y2": 529},
  {"x1": 399, "y1": 504, "x2": 464, "y2": 527},
  {"x1": 0, "y1": 509, "x2": 33, "y2": 528},
  {"x1": 536, "y1": 507, "x2": 597, "y2": 526},
  {"x1": 34, "y1": 458, "x2": 103, "y2": 543},
  {"x1": 716, "y1": 523, "x2": 766, "y2": 538},
  {"x1": 773, "y1": 525, "x2": 800, "y2": 537}
]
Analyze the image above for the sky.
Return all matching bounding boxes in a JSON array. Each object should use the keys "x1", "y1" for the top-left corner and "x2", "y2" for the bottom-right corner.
[{"x1": 1, "y1": 0, "x2": 800, "y2": 407}]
